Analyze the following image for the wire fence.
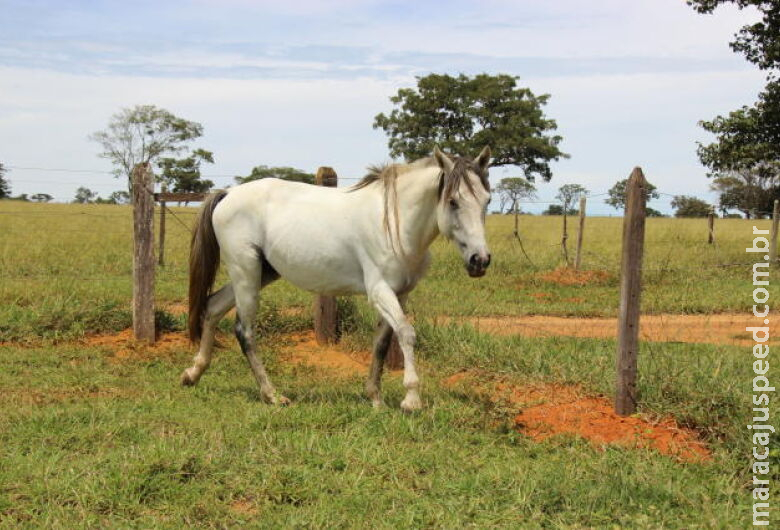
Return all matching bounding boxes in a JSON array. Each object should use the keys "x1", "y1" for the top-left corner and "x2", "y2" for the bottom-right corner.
[
  {"x1": 8, "y1": 163, "x2": 778, "y2": 216},
  {"x1": 1, "y1": 197, "x2": 773, "y2": 283}
]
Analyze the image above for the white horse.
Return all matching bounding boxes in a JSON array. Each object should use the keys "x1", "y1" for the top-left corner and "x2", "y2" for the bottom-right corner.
[{"x1": 182, "y1": 146, "x2": 492, "y2": 411}]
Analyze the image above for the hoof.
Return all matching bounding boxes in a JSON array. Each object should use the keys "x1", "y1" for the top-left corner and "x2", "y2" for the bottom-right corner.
[
  {"x1": 371, "y1": 398, "x2": 385, "y2": 409},
  {"x1": 400, "y1": 394, "x2": 422, "y2": 413},
  {"x1": 180, "y1": 370, "x2": 197, "y2": 387},
  {"x1": 264, "y1": 392, "x2": 291, "y2": 406}
]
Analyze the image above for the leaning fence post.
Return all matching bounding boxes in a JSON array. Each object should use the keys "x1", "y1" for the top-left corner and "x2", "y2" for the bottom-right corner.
[
  {"x1": 313, "y1": 167, "x2": 339, "y2": 345},
  {"x1": 770, "y1": 200, "x2": 779, "y2": 265},
  {"x1": 707, "y1": 209, "x2": 715, "y2": 245},
  {"x1": 158, "y1": 200, "x2": 166, "y2": 266},
  {"x1": 615, "y1": 167, "x2": 647, "y2": 416},
  {"x1": 575, "y1": 196, "x2": 586, "y2": 270},
  {"x1": 132, "y1": 163, "x2": 156, "y2": 343}
]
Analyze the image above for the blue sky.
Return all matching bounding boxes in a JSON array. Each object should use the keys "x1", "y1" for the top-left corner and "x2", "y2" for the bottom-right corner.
[{"x1": 0, "y1": 0, "x2": 767, "y2": 213}]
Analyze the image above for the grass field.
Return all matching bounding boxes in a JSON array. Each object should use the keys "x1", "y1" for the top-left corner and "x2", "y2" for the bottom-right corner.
[{"x1": 0, "y1": 200, "x2": 777, "y2": 527}]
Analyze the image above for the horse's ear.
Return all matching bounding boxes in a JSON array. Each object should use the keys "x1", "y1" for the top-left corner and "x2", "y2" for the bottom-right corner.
[
  {"x1": 475, "y1": 146, "x2": 491, "y2": 170},
  {"x1": 433, "y1": 145, "x2": 455, "y2": 173}
]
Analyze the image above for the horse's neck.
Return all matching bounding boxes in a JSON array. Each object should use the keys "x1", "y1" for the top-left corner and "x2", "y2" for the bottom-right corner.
[{"x1": 395, "y1": 167, "x2": 441, "y2": 258}]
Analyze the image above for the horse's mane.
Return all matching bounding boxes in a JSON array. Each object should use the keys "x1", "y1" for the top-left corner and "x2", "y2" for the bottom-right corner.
[
  {"x1": 349, "y1": 154, "x2": 490, "y2": 256},
  {"x1": 351, "y1": 155, "x2": 490, "y2": 199}
]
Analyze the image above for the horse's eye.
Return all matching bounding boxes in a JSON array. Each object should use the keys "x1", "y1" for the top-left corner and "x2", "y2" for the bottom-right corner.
[{"x1": 449, "y1": 199, "x2": 459, "y2": 210}]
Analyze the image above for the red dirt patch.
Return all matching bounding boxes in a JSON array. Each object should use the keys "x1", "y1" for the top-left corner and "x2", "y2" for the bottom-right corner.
[
  {"x1": 452, "y1": 313, "x2": 777, "y2": 347},
  {"x1": 443, "y1": 373, "x2": 710, "y2": 462},
  {"x1": 83, "y1": 328, "x2": 192, "y2": 362},
  {"x1": 538, "y1": 266, "x2": 611, "y2": 286},
  {"x1": 281, "y1": 331, "x2": 397, "y2": 377}
]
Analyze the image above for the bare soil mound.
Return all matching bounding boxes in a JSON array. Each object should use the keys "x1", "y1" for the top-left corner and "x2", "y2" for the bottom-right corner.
[
  {"x1": 444, "y1": 373, "x2": 710, "y2": 462},
  {"x1": 280, "y1": 331, "x2": 396, "y2": 377}
]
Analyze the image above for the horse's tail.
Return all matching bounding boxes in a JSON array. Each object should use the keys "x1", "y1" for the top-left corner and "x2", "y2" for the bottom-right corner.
[{"x1": 188, "y1": 190, "x2": 227, "y2": 342}]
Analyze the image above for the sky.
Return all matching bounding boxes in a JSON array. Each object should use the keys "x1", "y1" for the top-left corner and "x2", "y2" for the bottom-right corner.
[{"x1": 0, "y1": 0, "x2": 768, "y2": 214}]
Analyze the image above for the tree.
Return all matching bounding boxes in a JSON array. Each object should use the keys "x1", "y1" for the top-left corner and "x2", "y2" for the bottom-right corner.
[
  {"x1": 90, "y1": 105, "x2": 203, "y2": 195},
  {"x1": 556, "y1": 184, "x2": 588, "y2": 265},
  {"x1": 373, "y1": 73, "x2": 568, "y2": 181},
  {"x1": 30, "y1": 193, "x2": 53, "y2": 203},
  {"x1": 556, "y1": 184, "x2": 588, "y2": 215},
  {"x1": 73, "y1": 187, "x2": 97, "y2": 204},
  {"x1": 671, "y1": 195, "x2": 712, "y2": 217},
  {"x1": 496, "y1": 177, "x2": 537, "y2": 241},
  {"x1": 496, "y1": 177, "x2": 537, "y2": 213},
  {"x1": 158, "y1": 149, "x2": 215, "y2": 197},
  {"x1": 108, "y1": 190, "x2": 130, "y2": 204},
  {"x1": 709, "y1": 171, "x2": 778, "y2": 217},
  {"x1": 543, "y1": 204, "x2": 564, "y2": 215},
  {"x1": 646, "y1": 207, "x2": 666, "y2": 218},
  {"x1": 235, "y1": 165, "x2": 315, "y2": 185},
  {"x1": 0, "y1": 163, "x2": 10, "y2": 199},
  {"x1": 605, "y1": 178, "x2": 660, "y2": 210},
  {"x1": 688, "y1": 1, "x2": 780, "y2": 181}
]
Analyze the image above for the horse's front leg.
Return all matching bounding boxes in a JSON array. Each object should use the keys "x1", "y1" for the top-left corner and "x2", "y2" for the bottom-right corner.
[{"x1": 367, "y1": 283, "x2": 421, "y2": 412}]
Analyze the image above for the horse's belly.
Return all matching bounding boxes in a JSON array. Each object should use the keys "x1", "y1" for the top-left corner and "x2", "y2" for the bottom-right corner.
[{"x1": 263, "y1": 244, "x2": 366, "y2": 296}]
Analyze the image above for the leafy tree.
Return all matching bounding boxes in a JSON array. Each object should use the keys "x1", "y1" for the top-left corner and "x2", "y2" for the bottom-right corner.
[
  {"x1": 73, "y1": 187, "x2": 97, "y2": 204},
  {"x1": 543, "y1": 205, "x2": 564, "y2": 215},
  {"x1": 0, "y1": 163, "x2": 10, "y2": 199},
  {"x1": 373, "y1": 73, "x2": 568, "y2": 181},
  {"x1": 108, "y1": 190, "x2": 130, "y2": 204},
  {"x1": 496, "y1": 177, "x2": 537, "y2": 213},
  {"x1": 646, "y1": 207, "x2": 666, "y2": 218},
  {"x1": 709, "y1": 171, "x2": 778, "y2": 217},
  {"x1": 556, "y1": 184, "x2": 588, "y2": 215},
  {"x1": 605, "y1": 178, "x2": 660, "y2": 210},
  {"x1": 158, "y1": 149, "x2": 215, "y2": 196},
  {"x1": 671, "y1": 195, "x2": 712, "y2": 217},
  {"x1": 30, "y1": 193, "x2": 53, "y2": 203},
  {"x1": 90, "y1": 105, "x2": 203, "y2": 195},
  {"x1": 688, "y1": 1, "x2": 780, "y2": 181},
  {"x1": 235, "y1": 165, "x2": 315, "y2": 185}
]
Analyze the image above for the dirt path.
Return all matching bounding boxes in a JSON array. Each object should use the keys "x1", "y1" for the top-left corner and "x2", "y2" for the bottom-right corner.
[{"x1": 445, "y1": 313, "x2": 773, "y2": 347}]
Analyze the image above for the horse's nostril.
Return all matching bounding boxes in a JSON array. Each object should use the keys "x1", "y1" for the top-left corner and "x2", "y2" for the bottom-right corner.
[{"x1": 469, "y1": 254, "x2": 479, "y2": 267}]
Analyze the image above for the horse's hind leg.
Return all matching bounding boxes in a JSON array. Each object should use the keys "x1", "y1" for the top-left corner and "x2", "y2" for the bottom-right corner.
[
  {"x1": 181, "y1": 284, "x2": 235, "y2": 386},
  {"x1": 365, "y1": 318, "x2": 393, "y2": 408},
  {"x1": 228, "y1": 258, "x2": 288, "y2": 405}
]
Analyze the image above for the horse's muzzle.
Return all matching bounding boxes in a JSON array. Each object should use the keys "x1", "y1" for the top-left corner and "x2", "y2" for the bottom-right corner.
[{"x1": 466, "y1": 253, "x2": 491, "y2": 277}]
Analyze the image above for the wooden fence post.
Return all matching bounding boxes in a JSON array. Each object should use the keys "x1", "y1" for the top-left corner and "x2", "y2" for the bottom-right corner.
[
  {"x1": 575, "y1": 196, "x2": 586, "y2": 270},
  {"x1": 707, "y1": 209, "x2": 715, "y2": 244},
  {"x1": 770, "y1": 200, "x2": 779, "y2": 265},
  {"x1": 158, "y1": 201, "x2": 166, "y2": 266},
  {"x1": 561, "y1": 210, "x2": 569, "y2": 265},
  {"x1": 615, "y1": 167, "x2": 647, "y2": 416},
  {"x1": 313, "y1": 167, "x2": 339, "y2": 345},
  {"x1": 132, "y1": 163, "x2": 156, "y2": 343}
]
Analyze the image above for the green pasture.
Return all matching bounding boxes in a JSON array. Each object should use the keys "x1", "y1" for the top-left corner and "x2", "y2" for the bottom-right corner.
[
  {"x1": 0, "y1": 200, "x2": 776, "y2": 527},
  {"x1": 0, "y1": 201, "x2": 775, "y2": 341}
]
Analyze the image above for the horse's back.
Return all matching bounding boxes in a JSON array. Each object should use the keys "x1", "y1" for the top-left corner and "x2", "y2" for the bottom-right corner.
[{"x1": 212, "y1": 178, "x2": 378, "y2": 294}]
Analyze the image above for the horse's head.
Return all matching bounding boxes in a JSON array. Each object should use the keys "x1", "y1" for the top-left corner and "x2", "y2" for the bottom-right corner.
[{"x1": 434, "y1": 146, "x2": 492, "y2": 278}]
